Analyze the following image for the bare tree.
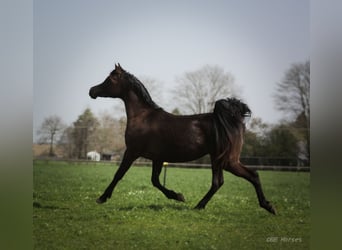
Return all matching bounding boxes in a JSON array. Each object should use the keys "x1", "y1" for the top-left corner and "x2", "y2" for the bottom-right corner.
[
  {"x1": 37, "y1": 115, "x2": 65, "y2": 156},
  {"x1": 274, "y1": 61, "x2": 310, "y2": 121},
  {"x1": 274, "y1": 60, "x2": 310, "y2": 160},
  {"x1": 174, "y1": 65, "x2": 240, "y2": 114}
]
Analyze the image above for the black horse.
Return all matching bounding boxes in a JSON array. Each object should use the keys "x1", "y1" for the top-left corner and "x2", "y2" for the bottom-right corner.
[{"x1": 89, "y1": 64, "x2": 275, "y2": 214}]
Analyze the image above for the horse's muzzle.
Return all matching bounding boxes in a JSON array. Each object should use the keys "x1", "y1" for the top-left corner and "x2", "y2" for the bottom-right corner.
[{"x1": 89, "y1": 87, "x2": 97, "y2": 99}]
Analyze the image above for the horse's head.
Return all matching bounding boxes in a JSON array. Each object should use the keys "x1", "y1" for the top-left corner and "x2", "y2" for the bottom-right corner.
[
  {"x1": 214, "y1": 98, "x2": 251, "y2": 123},
  {"x1": 235, "y1": 98, "x2": 251, "y2": 118},
  {"x1": 89, "y1": 63, "x2": 127, "y2": 99},
  {"x1": 228, "y1": 98, "x2": 251, "y2": 120}
]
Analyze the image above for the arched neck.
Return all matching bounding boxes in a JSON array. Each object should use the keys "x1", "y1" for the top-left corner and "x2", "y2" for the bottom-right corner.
[{"x1": 122, "y1": 91, "x2": 154, "y2": 119}]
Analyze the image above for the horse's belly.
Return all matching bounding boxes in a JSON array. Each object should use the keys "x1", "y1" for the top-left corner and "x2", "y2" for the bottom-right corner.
[
  {"x1": 142, "y1": 142, "x2": 209, "y2": 163},
  {"x1": 165, "y1": 151, "x2": 208, "y2": 163}
]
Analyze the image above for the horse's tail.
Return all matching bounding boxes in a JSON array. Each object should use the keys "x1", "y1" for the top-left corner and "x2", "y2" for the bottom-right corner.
[{"x1": 212, "y1": 98, "x2": 250, "y2": 167}]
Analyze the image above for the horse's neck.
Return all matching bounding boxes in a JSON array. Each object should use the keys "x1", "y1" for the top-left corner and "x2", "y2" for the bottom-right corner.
[{"x1": 123, "y1": 91, "x2": 151, "y2": 119}]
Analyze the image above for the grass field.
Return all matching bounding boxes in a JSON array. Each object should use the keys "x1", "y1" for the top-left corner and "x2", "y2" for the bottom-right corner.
[{"x1": 33, "y1": 161, "x2": 310, "y2": 249}]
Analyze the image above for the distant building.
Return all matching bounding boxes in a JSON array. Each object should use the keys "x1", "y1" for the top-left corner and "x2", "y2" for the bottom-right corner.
[
  {"x1": 87, "y1": 151, "x2": 101, "y2": 161},
  {"x1": 101, "y1": 151, "x2": 116, "y2": 161}
]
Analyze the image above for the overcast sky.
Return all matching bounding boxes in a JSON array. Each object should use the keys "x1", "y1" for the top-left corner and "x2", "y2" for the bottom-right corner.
[{"x1": 33, "y1": 0, "x2": 309, "y2": 141}]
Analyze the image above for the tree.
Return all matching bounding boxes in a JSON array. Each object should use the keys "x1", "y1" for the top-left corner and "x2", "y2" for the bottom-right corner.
[
  {"x1": 274, "y1": 61, "x2": 310, "y2": 120},
  {"x1": 242, "y1": 117, "x2": 270, "y2": 157},
  {"x1": 95, "y1": 112, "x2": 116, "y2": 153},
  {"x1": 58, "y1": 109, "x2": 127, "y2": 159},
  {"x1": 263, "y1": 124, "x2": 298, "y2": 158},
  {"x1": 242, "y1": 120, "x2": 300, "y2": 166},
  {"x1": 274, "y1": 61, "x2": 310, "y2": 160},
  {"x1": 247, "y1": 117, "x2": 269, "y2": 138},
  {"x1": 174, "y1": 65, "x2": 239, "y2": 114},
  {"x1": 95, "y1": 112, "x2": 126, "y2": 154},
  {"x1": 37, "y1": 115, "x2": 65, "y2": 156},
  {"x1": 72, "y1": 108, "x2": 99, "y2": 159},
  {"x1": 59, "y1": 125, "x2": 75, "y2": 158},
  {"x1": 242, "y1": 130, "x2": 263, "y2": 157}
]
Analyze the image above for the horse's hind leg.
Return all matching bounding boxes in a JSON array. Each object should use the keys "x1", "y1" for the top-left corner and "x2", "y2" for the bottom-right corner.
[
  {"x1": 96, "y1": 150, "x2": 137, "y2": 204},
  {"x1": 194, "y1": 163, "x2": 224, "y2": 209},
  {"x1": 224, "y1": 161, "x2": 276, "y2": 214},
  {"x1": 151, "y1": 161, "x2": 185, "y2": 202}
]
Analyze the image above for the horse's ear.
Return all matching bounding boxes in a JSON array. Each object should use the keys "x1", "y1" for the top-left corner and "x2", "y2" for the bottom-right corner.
[
  {"x1": 116, "y1": 63, "x2": 124, "y2": 74},
  {"x1": 114, "y1": 63, "x2": 124, "y2": 75}
]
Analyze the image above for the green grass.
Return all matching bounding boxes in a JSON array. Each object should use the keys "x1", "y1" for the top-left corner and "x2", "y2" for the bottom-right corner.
[{"x1": 33, "y1": 161, "x2": 310, "y2": 249}]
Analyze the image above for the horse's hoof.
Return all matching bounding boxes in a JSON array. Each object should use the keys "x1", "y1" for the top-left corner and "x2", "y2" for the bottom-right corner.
[
  {"x1": 177, "y1": 193, "x2": 185, "y2": 202},
  {"x1": 96, "y1": 197, "x2": 107, "y2": 204},
  {"x1": 262, "y1": 202, "x2": 276, "y2": 215},
  {"x1": 194, "y1": 204, "x2": 205, "y2": 210},
  {"x1": 268, "y1": 206, "x2": 277, "y2": 215}
]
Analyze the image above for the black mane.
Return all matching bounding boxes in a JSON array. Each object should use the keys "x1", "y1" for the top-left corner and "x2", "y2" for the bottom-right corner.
[
  {"x1": 125, "y1": 72, "x2": 160, "y2": 110},
  {"x1": 213, "y1": 98, "x2": 251, "y2": 165}
]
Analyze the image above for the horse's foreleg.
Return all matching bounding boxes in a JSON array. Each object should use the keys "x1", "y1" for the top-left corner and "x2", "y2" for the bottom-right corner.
[
  {"x1": 195, "y1": 166, "x2": 224, "y2": 209},
  {"x1": 96, "y1": 150, "x2": 137, "y2": 204},
  {"x1": 224, "y1": 162, "x2": 276, "y2": 214},
  {"x1": 151, "y1": 161, "x2": 185, "y2": 202}
]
